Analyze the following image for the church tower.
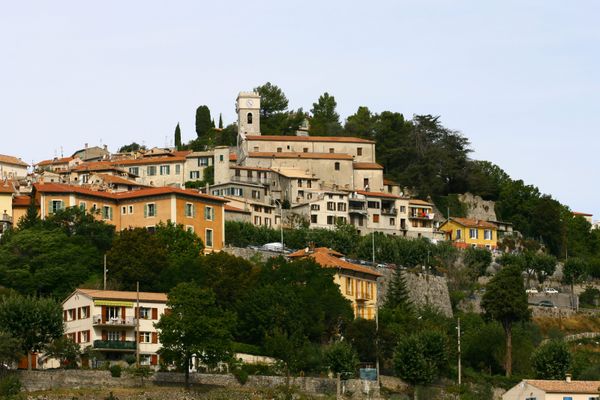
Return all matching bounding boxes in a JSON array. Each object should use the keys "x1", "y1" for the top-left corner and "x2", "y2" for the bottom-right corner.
[{"x1": 236, "y1": 92, "x2": 261, "y2": 137}]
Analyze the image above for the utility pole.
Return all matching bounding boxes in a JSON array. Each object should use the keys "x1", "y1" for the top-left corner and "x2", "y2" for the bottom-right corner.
[
  {"x1": 136, "y1": 281, "x2": 140, "y2": 368},
  {"x1": 375, "y1": 303, "x2": 380, "y2": 386},
  {"x1": 372, "y1": 232, "x2": 375, "y2": 265},
  {"x1": 457, "y1": 317, "x2": 462, "y2": 386},
  {"x1": 103, "y1": 254, "x2": 107, "y2": 290}
]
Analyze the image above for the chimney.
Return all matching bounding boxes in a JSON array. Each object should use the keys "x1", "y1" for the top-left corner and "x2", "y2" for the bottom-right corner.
[
  {"x1": 85, "y1": 143, "x2": 89, "y2": 149},
  {"x1": 566, "y1": 374, "x2": 572, "y2": 383}
]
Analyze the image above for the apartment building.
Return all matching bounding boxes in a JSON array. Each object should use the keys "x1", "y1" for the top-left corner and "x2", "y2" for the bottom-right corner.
[
  {"x1": 0, "y1": 154, "x2": 28, "y2": 179},
  {"x1": 408, "y1": 199, "x2": 436, "y2": 239},
  {"x1": 35, "y1": 157, "x2": 82, "y2": 173},
  {"x1": 439, "y1": 217, "x2": 498, "y2": 250},
  {"x1": 288, "y1": 247, "x2": 381, "y2": 320},
  {"x1": 291, "y1": 190, "x2": 349, "y2": 229},
  {"x1": 112, "y1": 156, "x2": 187, "y2": 188},
  {"x1": 185, "y1": 151, "x2": 214, "y2": 183},
  {"x1": 61, "y1": 288, "x2": 167, "y2": 368},
  {"x1": 34, "y1": 183, "x2": 227, "y2": 252}
]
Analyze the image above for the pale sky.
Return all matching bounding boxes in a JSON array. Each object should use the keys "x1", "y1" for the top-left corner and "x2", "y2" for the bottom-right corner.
[{"x1": 1, "y1": 1, "x2": 599, "y2": 218}]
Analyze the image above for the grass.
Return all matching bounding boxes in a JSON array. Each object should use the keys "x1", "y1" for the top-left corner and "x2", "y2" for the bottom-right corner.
[{"x1": 534, "y1": 314, "x2": 600, "y2": 336}]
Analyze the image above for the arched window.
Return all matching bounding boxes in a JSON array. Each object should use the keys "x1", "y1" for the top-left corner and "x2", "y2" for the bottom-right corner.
[{"x1": 247, "y1": 112, "x2": 253, "y2": 124}]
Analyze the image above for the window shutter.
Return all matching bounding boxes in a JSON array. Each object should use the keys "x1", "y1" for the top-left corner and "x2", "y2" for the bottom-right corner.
[
  {"x1": 121, "y1": 331, "x2": 126, "y2": 341},
  {"x1": 63, "y1": 310, "x2": 67, "y2": 321},
  {"x1": 152, "y1": 332, "x2": 158, "y2": 344},
  {"x1": 121, "y1": 306, "x2": 126, "y2": 321},
  {"x1": 151, "y1": 354, "x2": 158, "y2": 365},
  {"x1": 144, "y1": 204, "x2": 148, "y2": 217},
  {"x1": 86, "y1": 306, "x2": 91, "y2": 317},
  {"x1": 134, "y1": 307, "x2": 139, "y2": 318},
  {"x1": 152, "y1": 308, "x2": 158, "y2": 320},
  {"x1": 192, "y1": 204, "x2": 196, "y2": 218},
  {"x1": 109, "y1": 207, "x2": 113, "y2": 220},
  {"x1": 101, "y1": 306, "x2": 107, "y2": 323},
  {"x1": 59, "y1": 200, "x2": 65, "y2": 210},
  {"x1": 77, "y1": 308, "x2": 81, "y2": 319},
  {"x1": 154, "y1": 203, "x2": 158, "y2": 215},
  {"x1": 77, "y1": 332, "x2": 81, "y2": 343},
  {"x1": 48, "y1": 200, "x2": 53, "y2": 215},
  {"x1": 86, "y1": 330, "x2": 90, "y2": 342},
  {"x1": 138, "y1": 332, "x2": 143, "y2": 343},
  {"x1": 102, "y1": 330, "x2": 108, "y2": 341}
]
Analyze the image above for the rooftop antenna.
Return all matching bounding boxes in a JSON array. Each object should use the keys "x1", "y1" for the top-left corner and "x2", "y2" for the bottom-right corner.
[{"x1": 60, "y1": 146, "x2": 64, "y2": 158}]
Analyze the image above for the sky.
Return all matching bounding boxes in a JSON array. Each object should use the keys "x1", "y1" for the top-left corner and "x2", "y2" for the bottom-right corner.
[{"x1": 1, "y1": 1, "x2": 599, "y2": 218}]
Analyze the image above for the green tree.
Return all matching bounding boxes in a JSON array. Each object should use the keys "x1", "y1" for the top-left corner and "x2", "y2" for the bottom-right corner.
[
  {"x1": 324, "y1": 341, "x2": 359, "y2": 379},
  {"x1": 345, "y1": 318, "x2": 377, "y2": 362},
  {"x1": 309, "y1": 92, "x2": 342, "y2": 136},
  {"x1": 218, "y1": 113, "x2": 223, "y2": 129},
  {"x1": 44, "y1": 337, "x2": 81, "y2": 369},
  {"x1": 385, "y1": 267, "x2": 413, "y2": 311},
  {"x1": 254, "y1": 82, "x2": 304, "y2": 135},
  {"x1": 463, "y1": 247, "x2": 492, "y2": 280},
  {"x1": 195, "y1": 105, "x2": 212, "y2": 138},
  {"x1": 17, "y1": 196, "x2": 40, "y2": 230},
  {"x1": 118, "y1": 142, "x2": 146, "y2": 153},
  {"x1": 156, "y1": 282, "x2": 234, "y2": 388},
  {"x1": 344, "y1": 106, "x2": 375, "y2": 138},
  {"x1": 0, "y1": 295, "x2": 63, "y2": 370},
  {"x1": 531, "y1": 340, "x2": 571, "y2": 379},
  {"x1": 174, "y1": 123, "x2": 182, "y2": 149},
  {"x1": 394, "y1": 331, "x2": 448, "y2": 399},
  {"x1": 481, "y1": 265, "x2": 530, "y2": 376},
  {"x1": 0, "y1": 331, "x2": 22, "y2": 367}
]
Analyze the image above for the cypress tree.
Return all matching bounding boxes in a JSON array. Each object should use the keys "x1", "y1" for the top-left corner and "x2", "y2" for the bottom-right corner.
[
  {"x1": 218, "y1": 113, "x2": 223, "y2": 129},
  {"x1": 174, "y1": 123, "x2": 182, "y2": 149},
  {"x1": 211, "y1": 119, "x2": 215, "y2": 128},
  {"x1": 195, "y1": 106, "x2": 212, "y2": 138},
  {"x1": 385, "y1": 267, "x2": 412, "y2": 311}
]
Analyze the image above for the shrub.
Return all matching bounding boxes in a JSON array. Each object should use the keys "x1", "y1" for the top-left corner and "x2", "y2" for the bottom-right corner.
[
  {"x1": 0, "y1": 375, "x2": 21, "y2": 397},
  {"x1": 124, "y1": 354, "x2": 136, "y2": 366},
  {"x1": 232, "y1": 367, "x2": 249, "y2": 385},
  {"x1": 109, "y1": 364, "x2": 122, "y2": 378}
]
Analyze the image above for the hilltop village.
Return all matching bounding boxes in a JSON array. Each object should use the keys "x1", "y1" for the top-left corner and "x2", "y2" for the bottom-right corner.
[{"x1": 1, "y1": 90, "x2": 600, "y2": 400}]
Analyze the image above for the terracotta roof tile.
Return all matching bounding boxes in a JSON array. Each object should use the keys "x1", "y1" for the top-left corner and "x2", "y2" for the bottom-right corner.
[
  {"x1": 75, "y1": 288, "x2": 167, "y2": 303},
  {"x1": 354, "y1": 190, "x2": 404, "y2": 199},
  {"x1": 229, "y1": 153, "x2": 238, "y2": 161},
  {"x1": 36, "y1": 157, "x2": 74, "y2": 166},
  {"x1": 288, "y1": 247, "x2": 381, "y2": 277},
  {"x1": 12, "y1": 195, "x2": 33, "y2": 206},
  {"x1": 224, "y1": 204, "x2": 250, "y2": 214},
  {"x1": 92, "y1": 173, "x2": 147, "y2": 187},
  {"x1": 72, "y1": 161, "x2": 124, "y2": 172},
  {"x1": 0, "y1": 154, "x2": 28, "y2": 167},
  {"x1": 246, "y1": 135, "x2": 375, "y2": 144},
  {"x1": 383, "y1": 179, "x2": 399, "y2": 186},
  {"x1": 111, "y1": 157, "x2": 186, "y2": 166},
  {"x1": 573, "y1": 211, "x2": 593, "y2": 217},
  {"x1": 525, "y1": 379, "x2": 600, "y2": 394},
  {"x1": 409, "y1": 199, "x2": 434, "y2": 206},
  {"x1": 353, "y1": 162, "x2": 383, "y2": 170},
  {"x1": 249, "y1": 152, "x2": 353, "y2": 160},
  {"x1": 448, "y1": 217, "x2": 497, "y2": 229}
]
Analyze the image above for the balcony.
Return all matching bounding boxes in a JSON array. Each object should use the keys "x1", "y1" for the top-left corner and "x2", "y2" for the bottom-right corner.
[
  {"x1": 381, "y1": 208, "x2": 397, "y2": 216},
  {"x1": 93, "y1": 340, "x2": 136, "y2": 351},
  {"x1": 409, "y1": 212, "x2": 434, "y2": 220},
  {"x1": 231, "y1": 175, "x2": 269, "y2": 185},
  {"x1": 355, "y1": 292, "x2": 372, "y2": 302},
  {"x1": 93, "y1": 315, "x2": 137, "y2": 327}
]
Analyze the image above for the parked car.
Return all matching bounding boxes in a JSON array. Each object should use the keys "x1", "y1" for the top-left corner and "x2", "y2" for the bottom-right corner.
[
  {"x1": 544, "y1": 288, "x2": 559, "y2": 294},
  {"x1": 537, "y1": 300, "x2": 556, "y2": 308},
  {"x1": 526, "y1": 288, "x2": 539, "y2": 294}
]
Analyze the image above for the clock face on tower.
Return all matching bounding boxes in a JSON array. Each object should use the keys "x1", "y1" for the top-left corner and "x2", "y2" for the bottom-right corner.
[{"x1": 246, "y1": 99, "x2": 254, "y2": 107}]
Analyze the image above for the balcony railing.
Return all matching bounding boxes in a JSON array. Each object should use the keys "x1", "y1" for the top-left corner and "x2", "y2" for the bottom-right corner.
[
  {"x1": 355, "y1": 292, "x2": 372, "y2": 301},
  {"x1": 409, "y1": 213, "x2": 434, "y2": 220},
  {"x1": 381, "y1": 208, "x2": 397, "y2": 215},
  {"x1": 93, "y1": 340, "x2": 136, "y2": 351},
  {"x1": 93, "y1": 315, "x2": 137, "y2": 326}
]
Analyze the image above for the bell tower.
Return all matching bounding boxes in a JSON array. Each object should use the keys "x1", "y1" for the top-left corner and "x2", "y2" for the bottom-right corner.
[{"x1": 236, "y1": 91, "x2": 261, "y2": 137}]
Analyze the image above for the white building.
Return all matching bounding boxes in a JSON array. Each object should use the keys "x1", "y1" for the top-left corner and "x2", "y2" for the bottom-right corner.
[
  {"x1": 61, "y1": 288, "x2": 168, "y2": 368},
  {"x1": 503, "y1": 377, "x2": 600, "y2": 400}
]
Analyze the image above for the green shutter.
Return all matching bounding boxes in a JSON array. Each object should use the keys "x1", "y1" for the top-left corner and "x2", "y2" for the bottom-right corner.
[
  {"x1": 48, "y1": 200, "x2": 53, "y2": 215},
  {"x1": 192, "y1": 204, "x2": 196, "y2": 218},
  {"x1": 59, "y1": 200, "x2": 65, "y2": 211},
  {"x1": 144, "y1": 204, "x2": 148, "y2": 218},
  {"x1": 154, "y1": 204, "x2": 158, "y2": 216},
  {"x1": 109, "y1": 207, "x2": 113, "y2": 220}
]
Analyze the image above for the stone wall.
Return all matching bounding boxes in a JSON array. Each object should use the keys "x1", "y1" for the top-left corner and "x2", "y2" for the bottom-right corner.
[
  {"x1": 17, "y1": 370, "x2": 379, "y2": 398},
  {"x1": 459, "y1": 192, "x2": 497, "y2": 221},
  {"x1": 223, "y1": 246, "x2": 282, "y2": 261}
]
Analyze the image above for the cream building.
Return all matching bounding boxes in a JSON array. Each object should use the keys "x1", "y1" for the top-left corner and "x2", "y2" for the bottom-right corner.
[
  {"x1": 503, "y1": 378, "x2": 600, "y2": 400},
  {"x1": 60, "y1": 288, "x2": 168, "y2": 368},
  {"x1": 0, "y1": 154, "x2": 28, "y2": 179}
]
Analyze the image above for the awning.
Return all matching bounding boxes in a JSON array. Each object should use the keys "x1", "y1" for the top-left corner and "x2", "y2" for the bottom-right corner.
[{"x1": 94, "y1": 300, "x2": 134, "y2": 307}]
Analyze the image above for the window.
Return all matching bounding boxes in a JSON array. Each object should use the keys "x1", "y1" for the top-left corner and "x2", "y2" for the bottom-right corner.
[
  {"x1": 204, "y1": 206, "x2": 214, "y2": 221},
  {"x1": 254, "y1": 216, "x2": 262, "y2": 225},
  {"x1": 146, "y1": 226, "x2": 156, "y2": 233},
  {"x1": 307, "y1": 180, "x2": 312, "y2": 188},
  {"x1": 400, "y1": 206, "x2": 406, "y2": 213},
  {"x1": 190, "y1": 171, "x2": 200, "y2": 179},
  {"x1": 364, "y1": 178, "x2": 369, "y2": 188},
  {"x1": 265, "y1": 217, "x2": 271, "y2": 227},
  {"x1": 329, "y1": 148, "x2": 334, "y2": 153},
  {"x1": 367, "y1": 201, "x2": 380, "y2": 209},
  {"x1": 357, "y1": 147, "x2": 363, "y2": 156},
  {"x1": 456, "y1": 229, "x2": 462, "y2": 239},
  {"x1": 185, "y1": 203, "x2": 195, "y2": 217},
  {"x1": 303, "y1": 147, "x2": 308, "y2": 153},
  {"x1": 139, "y1": 307, "x2": 150, "y2": 319},
  {"x1": 311, "y1": 215, "x2": 318, "y2": 223},
  {"x1": 107, "y1": 306, "x2": 120, "y2": 320},
  {"x1": 334, "y1": 162, "x2": 340, "y2": 171},
  {"x1": 327, "y1": 216, "x2": 335, "y2": 225},
  {"x1": 390, "y1": 218, "x2": 395, "y2": 226},
  {"x1": 373, "y1": 214, "x2": 380, "y2": 223},
  {"x1": 175, "y1": 164, "x2": 181, "y2": 175},
  {"x1": 247, "y1": 170, "x2": 253, "y2": 178},
  {"x1": 80, "y1": 330, "x2": 89, "y2": 343},
  {"x1": 253, "y1": 146, "x2": 259, "y2": 152},
  {"x1": 327, "y1": 202, "x2": 336, "y2": 211},
  {"x1": 50, "y1": 200, "x2": 64, "y2": 214},
  {"x1": 524, "y1": 398, "x2": 536, "y2": 400},
  {"x1": 205, "y1": 229, "x2": 213, "y2": 247},
  {"x1": 67, "y1": 308, "x2": 76, "y2": 321},
  {"x1": 251, "y1": 190, "x2": 260, "y2": 199},
  {"x1": 145, "y1": 203, "x2": 156, "y2": 217},
  {"x1": 311, "y1": 204, "x2": 320, "y2": 211},
  {"x1": 469, "y1": 228, "x2": 478, "y2": 239},
  {"x1": 298, "y1": 190, "x2": 304, "y2": 197},
  {"x1": 147, "y1": 166, "x2": 157, "y2": 176},
  {"x1": 129, "y1": 167, "x2": 139, "y2": 176},
  {"x1": 337, "y1": 203, "x2": 346, "y2": 211},
  {"x1": 219, "y1": 155, "x2": 224, "y2": 162},
  {"x1": 128, "y1": 205, "x2": 134, "y2": 214},
  {"x1": 484, "y1": 229, "x2": 492, "y2": 240},
  {"x1": 121, "y1": 206, "x2": 127, "y2": 215},
  {"x1": 102, "y1": 206, "x2": 113, "y2": 220},
  {"x1": 159, "y1": 165, "x2": 170, "y2": 175},
  {"x1": 140, "y1": 332, "x2": 151, "y2": 343},
  {"x1": 212, "y1": 189, "x2": 220, "y2": 196},
  {"x1": 231, "y1": 188, "x2": 243, "y2": 196},
  {"x1": 336, "y1": 216, "x2": 347, "y2": 224},
  {"x1": 346, "y1": 278, "x2": 353, "y2": 295},
  {"x1": 198, "y1": 157, "x2": 209, "y2": 166},
  {"x1": 297, "y1": 179, "x2": 302, "y2": 187},
  {"x1": 247, "y1": 112, "x2": 252, "y2": 124},
  {"x1": 276, "y1": 147, "x2": 282, "y2": 153},
  {"x1": 80, "y1": 306, "x2": 89, "y2": 319}
]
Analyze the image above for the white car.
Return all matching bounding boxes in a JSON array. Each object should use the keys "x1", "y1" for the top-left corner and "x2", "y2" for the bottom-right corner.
[
  {"x1": 544, "y1": 288, "x2": 559, "y2": 294},
  {"x1": 525, "y1": 288, "x2": 539, "y2": 294}
]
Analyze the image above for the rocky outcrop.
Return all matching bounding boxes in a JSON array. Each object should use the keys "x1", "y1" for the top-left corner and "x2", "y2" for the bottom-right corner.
[{"x1": 459, "y1": 192, "x2": 497, "y2": 221}]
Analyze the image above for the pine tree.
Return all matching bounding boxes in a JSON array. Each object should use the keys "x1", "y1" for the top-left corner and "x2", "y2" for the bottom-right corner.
[
  {"x1": 218, "y1": 113, "x2": 223, "y2": 129},
  {"x1": 385, "y1": 267, "x2": 412, "y2": 311},
  {"x1": 17, "y1": 196, "x2": 40, "y2": 230},
  {"x1": 174, "y1": 123, "x2": 182, "y2": 149}
]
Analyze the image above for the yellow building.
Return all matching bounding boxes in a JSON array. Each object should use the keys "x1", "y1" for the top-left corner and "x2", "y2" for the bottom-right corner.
[
  {"x1": 288, "y1": 247, "x2": 381, "y2": 319},
  {"x1": 439, "y1": 217, "x2": 498, "y2": 250}
]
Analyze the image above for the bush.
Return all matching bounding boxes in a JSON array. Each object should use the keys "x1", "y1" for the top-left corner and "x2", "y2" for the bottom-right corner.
[
  {"x1": 109, "y1": 364, "x2": 122, "y2": 377},
  {"x1": 232, "y1": 367, "x2": 249, "y2": 385},
  {"x1": 0, "y1": 374, "x2": 21, "y2": 397},
  {"x1": 123, "y1": 354, "x2": 136, "y2": 366},
  {"x1": 579, "y1": 286, "x2": 600, "y2": 308}
]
